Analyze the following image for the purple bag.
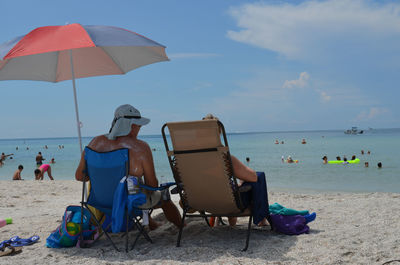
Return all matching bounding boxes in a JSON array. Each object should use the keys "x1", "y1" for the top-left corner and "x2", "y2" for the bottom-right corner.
[{"x1": 270, "y1": 214, "x2": 309, "y2": 235}]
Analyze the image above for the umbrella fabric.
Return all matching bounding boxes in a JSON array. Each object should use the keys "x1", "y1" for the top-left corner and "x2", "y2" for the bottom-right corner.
[{"x1": 0, "y1": 24, "x2": 168, "y2": 82}]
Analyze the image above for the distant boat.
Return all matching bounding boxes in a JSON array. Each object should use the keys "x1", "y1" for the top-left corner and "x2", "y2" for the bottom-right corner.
[{"x1": 344, "y1": 127, "x2": 364, "y2": 135}]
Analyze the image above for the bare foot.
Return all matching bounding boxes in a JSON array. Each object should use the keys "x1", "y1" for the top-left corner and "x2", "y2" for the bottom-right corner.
[
  {"x1": 257, "y1": 218, "x2": 269, "y2": 226},
  {"x1": 228, "y1": 217, "x2": 237, "y2": 226}
]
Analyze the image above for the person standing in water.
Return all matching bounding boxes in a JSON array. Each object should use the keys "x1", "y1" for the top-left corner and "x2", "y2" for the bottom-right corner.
[{"x1": 36, "y1": 152, "x2": 45, "y2": 167}]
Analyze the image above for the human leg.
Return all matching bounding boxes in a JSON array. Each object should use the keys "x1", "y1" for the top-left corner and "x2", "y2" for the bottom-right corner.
[
  {"x1": 46, "y1": 167, "x2": 54, "y2": 180},
  {"x1": 161, "y1": 200, "x2": 182, "y2": 228}
]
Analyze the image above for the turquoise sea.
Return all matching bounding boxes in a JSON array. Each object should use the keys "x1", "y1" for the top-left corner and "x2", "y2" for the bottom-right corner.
[{"x1": 0, "y1": 128, "x2": 399, "y2": 193}]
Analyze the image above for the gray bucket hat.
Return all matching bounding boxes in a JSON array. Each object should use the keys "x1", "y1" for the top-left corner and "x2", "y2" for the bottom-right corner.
[{"x1": 107, "y1": 104, "x2": 150, "y2": 140}]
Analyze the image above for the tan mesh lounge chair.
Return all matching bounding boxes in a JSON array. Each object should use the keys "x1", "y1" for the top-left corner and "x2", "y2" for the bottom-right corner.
[{"x1": 162, "y1": 119, "x2": 256, "y2": 251}]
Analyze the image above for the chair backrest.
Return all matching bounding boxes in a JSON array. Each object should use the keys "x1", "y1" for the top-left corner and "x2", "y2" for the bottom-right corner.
[
  {"x1": 84, "y1": 146, "x2": 129, "y2": 215},
  {"x1": 162, "y1": 120, "x2": 244, "y2": 215}
]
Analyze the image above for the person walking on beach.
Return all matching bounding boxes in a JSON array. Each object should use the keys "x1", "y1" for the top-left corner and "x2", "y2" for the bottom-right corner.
[
  {"x1": 75, "y1": 104, "x2": 182, "y2": 230},
  {"x1": 12, "y1": 165, "x2": 24, "y2": 180},
  {"x1": 34, "y1": 164, "x2": 54, "y2": 180},
  {"x1": 36, "y1": 152, "x2": 45, "y2": 166}
]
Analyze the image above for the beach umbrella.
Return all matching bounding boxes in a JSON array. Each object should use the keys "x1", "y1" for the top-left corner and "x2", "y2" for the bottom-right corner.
[{"x1": 0, "y1": 23, "x2": 169, "y2": 153}]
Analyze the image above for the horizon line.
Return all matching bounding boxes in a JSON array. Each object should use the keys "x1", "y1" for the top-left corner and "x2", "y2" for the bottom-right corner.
[{"x1": 0, "y1": 127, "x2": 398, "y2": 141}]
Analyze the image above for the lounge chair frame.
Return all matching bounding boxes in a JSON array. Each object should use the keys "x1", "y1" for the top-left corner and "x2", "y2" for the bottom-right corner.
[{"x1": 162, "y1": 120, "x2": 254, "y2": 251}]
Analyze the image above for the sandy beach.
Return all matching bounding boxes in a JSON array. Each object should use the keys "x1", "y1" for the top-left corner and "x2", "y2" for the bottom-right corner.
[{"x1": 0, "y1": 180, "x2": 399, "y2": 265}]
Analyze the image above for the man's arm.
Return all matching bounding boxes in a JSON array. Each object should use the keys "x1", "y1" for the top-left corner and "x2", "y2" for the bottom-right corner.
[
  {"x1": 141, "y1": 142, "x2": 158, "y2": 187},
  {"x1": 75, "y1": 151, "x2": 87, "y2": 181}
]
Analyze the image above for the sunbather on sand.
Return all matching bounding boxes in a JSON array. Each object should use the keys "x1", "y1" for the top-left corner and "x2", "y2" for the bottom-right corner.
[
  {"x1": 13, "y1": 165, "x2": 24, "y2": 180},
  {"x1": 203, "y1": 114, "x2": 261, "y2": 226},
  {"x1": 75, "y1": 104, "x2": 182, "y2": 230}
]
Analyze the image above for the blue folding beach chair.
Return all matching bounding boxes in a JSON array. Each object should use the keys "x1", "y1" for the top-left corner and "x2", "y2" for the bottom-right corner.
[{"x1": 80, "y1": 146, "x2": 174, "y2": 252}]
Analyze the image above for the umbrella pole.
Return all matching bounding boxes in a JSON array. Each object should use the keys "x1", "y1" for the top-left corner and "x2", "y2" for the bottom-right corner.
[
  {"x1": 70, "y1": 50, "x2": 87, "y2": 201},
  {"x1": 69, "y1": 50, "x2": 83, "y2": 154}
]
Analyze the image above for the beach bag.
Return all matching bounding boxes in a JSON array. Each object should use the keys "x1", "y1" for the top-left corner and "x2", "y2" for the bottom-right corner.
[
  {"x1": 270, "y1": 214, "x2": 309, "y2": 235},
  {"x1": 46, "y1": 205, "x2": 98, "y2": 248}
]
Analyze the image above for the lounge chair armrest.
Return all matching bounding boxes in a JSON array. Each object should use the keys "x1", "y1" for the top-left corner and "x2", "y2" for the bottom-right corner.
[
  {"x1": 239, "y1": 185, "x2": 252, "y2": 193},
  {"x1": 170, "y1": 183, "x2": 184, "y2": 194}
]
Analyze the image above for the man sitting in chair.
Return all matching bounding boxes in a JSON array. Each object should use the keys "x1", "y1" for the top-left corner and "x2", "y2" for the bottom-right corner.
[
  {"x1": 75, "y1": 104, "x2": 182, "y2": 230},
  {"x1": 202, "y1": 114, "x2": 271, "y2": 227}
]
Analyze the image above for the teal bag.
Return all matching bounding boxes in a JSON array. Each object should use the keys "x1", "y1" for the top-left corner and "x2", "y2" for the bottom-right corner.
[{"x1": 46, "y1": 205, "x2": 98, "y2": 248}]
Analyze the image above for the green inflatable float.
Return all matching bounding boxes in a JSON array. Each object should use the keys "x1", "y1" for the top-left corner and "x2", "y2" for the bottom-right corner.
[{"x1": 328, "y1": 158, "x2": 360, "y2": 164}]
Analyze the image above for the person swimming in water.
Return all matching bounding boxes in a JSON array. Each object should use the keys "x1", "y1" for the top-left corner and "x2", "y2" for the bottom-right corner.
[{"x1": 322, "y1": 156, "x2": 328, "y2": 164}]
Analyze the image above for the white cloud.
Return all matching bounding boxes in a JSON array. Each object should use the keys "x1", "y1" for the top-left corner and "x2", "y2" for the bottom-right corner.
[
  {"x1": 227, "y1": 0, "x2": 400, "y2": 61},
  {"x1": 283, "y1": 72, "x2": 310, "y2": 88},
  {"x1": 168, "y1": 53, "x2": 220, "y2": 59},
  {"x1": 318, "y1": 90, "x2": 331, "y2": 102},
  {"x1": 282, "y1": 72, "x2": 331, "y2": 102}
]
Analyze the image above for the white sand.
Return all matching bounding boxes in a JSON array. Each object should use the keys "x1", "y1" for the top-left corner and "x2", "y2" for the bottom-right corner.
[{"x1": 0, "y1": 180, "x2": 399, "y2": 265}]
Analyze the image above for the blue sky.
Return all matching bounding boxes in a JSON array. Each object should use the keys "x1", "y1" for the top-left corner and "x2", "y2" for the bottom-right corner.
[{"x1": 0, "y1": 0, "x2": 399, "y2": 139}]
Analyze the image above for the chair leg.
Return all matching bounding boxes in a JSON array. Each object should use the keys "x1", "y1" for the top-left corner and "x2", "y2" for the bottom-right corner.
[
  {"x1": 134, "y1": 216, "x2": 152, "y2": 243},
  {"x1": 85, "y1": 206, "x2": 119, "y2": 252},
  {"x1": 130, "y1": 215, "x2": 153, "y2": 250},
  {"x1": 131, "y1": 227, "x2": 142, "y2": 251},
  {"x1": 176, "y1": 210, "x2": 186, "y2": 247},
  {"x1": 200, "y1": 211, "x2": 211, "y2": 227},
  {"x1": 125, "y1": 208, "x2": 129, "y2": 252},
  {"x1": 242, "y1": 215, "x2": 252, "y2": 252}
]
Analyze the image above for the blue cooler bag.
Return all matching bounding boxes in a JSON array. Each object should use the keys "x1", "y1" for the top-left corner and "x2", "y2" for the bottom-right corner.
[{"x1": 46, "y1": 205, "x2": 97, "y2": 248}]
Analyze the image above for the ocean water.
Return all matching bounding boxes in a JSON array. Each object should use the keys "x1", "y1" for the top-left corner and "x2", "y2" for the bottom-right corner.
[{"x1": 0, "y1": 128, "x2": 399, "y2": 193}]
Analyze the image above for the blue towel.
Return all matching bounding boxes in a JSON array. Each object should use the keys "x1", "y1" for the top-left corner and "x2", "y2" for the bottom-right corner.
[
  {"x1": 111, "y1": 177, "x2": 146, "y2": 233},
  {"x1": 240, "y1": 172, "x2": 270, "y2": 225}
]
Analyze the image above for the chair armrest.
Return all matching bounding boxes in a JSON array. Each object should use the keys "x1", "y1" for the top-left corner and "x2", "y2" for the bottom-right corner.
[
  {"x1": 139, "y1": 182, "x2": 176, "y2": 191},
  {"x1": 170, "y1": 183, "x2": 184, "y2": 194}
]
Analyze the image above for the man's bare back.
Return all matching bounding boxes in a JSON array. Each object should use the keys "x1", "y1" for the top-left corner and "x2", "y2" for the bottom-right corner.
[
  {"x1": 86, "y1": 133, "x2": 158, "y2": 187},
  {"x1": 76, "y1": 125, "x2": 158, "y2": 188}
]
